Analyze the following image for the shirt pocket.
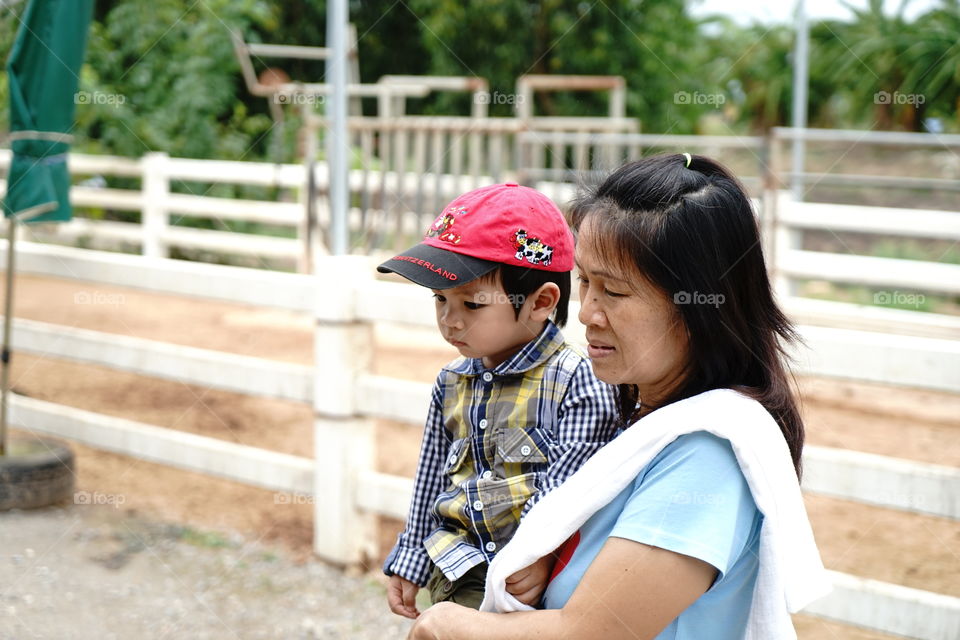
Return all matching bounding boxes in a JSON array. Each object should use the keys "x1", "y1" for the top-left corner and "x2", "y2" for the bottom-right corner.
[
  {"x1": 493, "y1": 426, "x2": 551, "y2": 479},
  {"x1": 477, "y1": 474, "x2": 541, "y2": 546},
  {"x1": 443, "y1": 436, "x2": 471, "y2": 477}
]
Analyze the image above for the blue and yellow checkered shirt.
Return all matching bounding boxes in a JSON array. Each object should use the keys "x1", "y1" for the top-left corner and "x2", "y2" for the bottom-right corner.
[{"x1": 384, "y1": 321, "x2": 622, "y2": 585}]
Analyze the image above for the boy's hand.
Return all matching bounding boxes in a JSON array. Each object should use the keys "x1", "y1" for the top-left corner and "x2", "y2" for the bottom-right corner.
[
  {"x1": 387, "y1": 575, "x2": 421, "y2": 619},
  {"x1": 505, "y1": 554, "x2": 555, "y2": 606}
]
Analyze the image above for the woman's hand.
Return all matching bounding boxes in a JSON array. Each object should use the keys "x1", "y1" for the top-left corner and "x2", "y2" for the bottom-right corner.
[
  {"x1": 406, "y1": 601, "x2": 470, "y2": 640},
  {"x1": 505, "y1": 554, "x2": 555, "y2": 606},
  {"x1": 407, "y1": 540, "x2": 716, "y2": 640}
]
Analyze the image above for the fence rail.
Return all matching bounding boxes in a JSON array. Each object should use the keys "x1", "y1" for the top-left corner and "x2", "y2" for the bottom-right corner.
[
  {"x1": 804, "y1": 571, "x2": 960, "y2": 640},
  {"x1": 13, "y1": 395, "x2": 314, "y2": 495},
  {"x1": 6, "y1": 313, "x2": 959, "y2": 520},
  {"x1": 2, "y1": 125, "x2": 955, "y2": 343},
  {"x1": 5, "y1": 241, "x2": 958, "y2": 393},
  {"x1": 8, "y1": 317, "x2": 312, "y2": 403}
]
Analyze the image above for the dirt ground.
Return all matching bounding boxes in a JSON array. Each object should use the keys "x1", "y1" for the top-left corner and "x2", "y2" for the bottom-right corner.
[
  {"x1": 0, "y1": 505, "x2": 415, "y2": 640},
  {"x1": 4, "y1": 272, "x2": 959, "y2": 639}
]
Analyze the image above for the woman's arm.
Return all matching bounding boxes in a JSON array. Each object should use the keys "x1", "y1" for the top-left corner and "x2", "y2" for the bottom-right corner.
[{"x1": 407, "y1": 537, "x2": 716, "y2": 640}]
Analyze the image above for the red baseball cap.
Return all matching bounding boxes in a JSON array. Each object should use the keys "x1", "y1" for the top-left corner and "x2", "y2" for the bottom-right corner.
[{"x1": 377, "y1": 183, "x2": 574, "y2": 289}]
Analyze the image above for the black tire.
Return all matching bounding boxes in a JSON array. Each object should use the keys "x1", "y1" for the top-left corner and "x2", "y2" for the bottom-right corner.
[{"x1": 0, "y1": 436, "x2": 76, "y2": 510}]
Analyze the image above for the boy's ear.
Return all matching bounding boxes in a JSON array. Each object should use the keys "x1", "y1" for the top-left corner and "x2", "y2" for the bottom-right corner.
[{"x1": 526, "y1": 282, "x2": 561, "y2": 323}]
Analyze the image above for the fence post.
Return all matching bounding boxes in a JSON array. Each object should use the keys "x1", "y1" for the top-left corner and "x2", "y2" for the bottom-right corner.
[
  {"x1": 312, "y1": 255, "x2": 377, "y2": 567},
  {"x1": 141, "y1": 152, "x2": 169, "y2": 259},
  {"x1": 761, "y1": 131, "x2": 780, "y2": 273},
  {"x1": 773, "y1": 199, "x2": 802, "y2": 301},
  {"x1": 765, "y1": 130, "x2": 801, "y2": 301}
]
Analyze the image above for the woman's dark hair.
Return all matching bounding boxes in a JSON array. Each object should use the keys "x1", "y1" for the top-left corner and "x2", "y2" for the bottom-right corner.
[
  {"x1": 481, "y1": 264, "x2": 571, "y2": 327},
  {"x1": 569, "y1": 153, "x2": 805, "y2": 477}
]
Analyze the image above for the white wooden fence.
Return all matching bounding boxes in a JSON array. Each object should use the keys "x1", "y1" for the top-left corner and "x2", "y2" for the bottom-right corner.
[
  {"x1": 2, "y1": 240, "x2": 958, "y2": 639},
  {"x1": 3, "y1": 125, "x2": 957, "y2": 345}
]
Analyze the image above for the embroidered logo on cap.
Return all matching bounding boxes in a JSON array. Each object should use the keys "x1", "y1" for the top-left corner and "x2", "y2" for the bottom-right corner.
[
  {"x1": 425, "y1": 205, "x2": 467, "y2": 245},
  {"x1": 513, "y1": 229, "x2": 554, "y2": 266}
]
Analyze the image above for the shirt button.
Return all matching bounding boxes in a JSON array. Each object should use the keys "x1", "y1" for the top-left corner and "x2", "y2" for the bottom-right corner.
[
  {"x1": 473, "y1": 500, "x2": 484, "y2": 511},
  {"x1": 448, "y1": 455, "x2": 458, "y2": 466},
  {"x1": 520, "y1": 445, "x2": 532, "y2": 456},
  {"x1": 481, "y1": 470, "x2": 492, "y2": 479},
  {"x1": 482, "y1": 372, "x2": 493, "y2": 383},
  {"x1": 479, "y1": 419, "x2": 488, "y2": 429},
  {"x1": 485, "y1": 541, "x2": 497, "y2": 552}
]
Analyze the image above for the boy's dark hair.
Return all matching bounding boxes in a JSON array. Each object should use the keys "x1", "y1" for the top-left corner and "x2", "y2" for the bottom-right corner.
[{"x1": 481, "y1": 264, "x2": 571, "y2": 327}]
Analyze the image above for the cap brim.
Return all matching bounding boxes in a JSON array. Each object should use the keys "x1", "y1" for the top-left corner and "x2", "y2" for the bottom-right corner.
[{"x1": 377, "y1": 243, "x2": 499, "y2": 289}]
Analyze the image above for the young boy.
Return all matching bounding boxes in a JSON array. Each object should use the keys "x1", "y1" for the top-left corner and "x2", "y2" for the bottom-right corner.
[{"x1": 377, "y1": 183, "x2": 621, "y2": 618}]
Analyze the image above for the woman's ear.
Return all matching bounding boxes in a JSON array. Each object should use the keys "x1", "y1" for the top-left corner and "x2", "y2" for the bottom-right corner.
[{"x1": 525, "y1": 282, "x2": 561, "y2": 323}]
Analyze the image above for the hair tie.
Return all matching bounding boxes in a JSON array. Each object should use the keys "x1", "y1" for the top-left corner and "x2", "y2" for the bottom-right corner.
[{"x1": 683, "y1": 152, "x2": 692, "y2": 168}]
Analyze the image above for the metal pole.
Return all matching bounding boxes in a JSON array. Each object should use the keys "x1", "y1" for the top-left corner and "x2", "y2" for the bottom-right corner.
[
  {"x1": 790, "y1": 0, "x2": 809, "y2": 201},
  {"x1": 302, "y1": 102, "x2": 318, "y2": 274},
  {"x1": 0, "y1": 218, "x2": 16, "y2": 456},
  {"x1": 327, "y1": 0, "x2": 349, "y2": 256}
]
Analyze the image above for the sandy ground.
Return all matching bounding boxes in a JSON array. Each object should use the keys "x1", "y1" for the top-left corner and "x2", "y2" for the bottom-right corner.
[
  {"x1": 2, "y1": 272, "x2": 958, "y2": 639},
  {"x1": 0, "y1": 505, "x2": 414, "y2": 639}
]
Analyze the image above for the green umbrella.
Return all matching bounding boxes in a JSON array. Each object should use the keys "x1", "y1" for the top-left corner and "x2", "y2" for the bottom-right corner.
[
  {"x1": 1, "y1": 0, "x2": 94, "y2": 454},
  {"x1": 4, "y1": 0, "x2": 93, "y2": 222}
]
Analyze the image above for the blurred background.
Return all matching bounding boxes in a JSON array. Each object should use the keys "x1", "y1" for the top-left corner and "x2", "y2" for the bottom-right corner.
[{"x1": 0, "y1": 1, "x2": 957, "y2": 639}]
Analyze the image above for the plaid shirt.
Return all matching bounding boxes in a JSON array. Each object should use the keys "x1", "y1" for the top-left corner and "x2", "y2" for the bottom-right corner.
[{"x1": 383, "y1": 321, "x2": 622, "y2": 586}]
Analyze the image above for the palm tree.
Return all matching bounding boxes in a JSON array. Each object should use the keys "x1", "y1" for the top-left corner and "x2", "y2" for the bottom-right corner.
[
  {"x1": 706, "y1": 21, "x2": 794, "y2": 132},
  {"x1": 903, "y1": 0, "x2": 960, "y2": 129},
  {"x1": 817, "y1": 0, "x2": 919, "y2": 130}
]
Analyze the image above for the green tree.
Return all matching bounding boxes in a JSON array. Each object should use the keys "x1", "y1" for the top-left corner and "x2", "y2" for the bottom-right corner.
[
  {"x1": 815, "y1": 0, "x2": 919, "y2": 129},
  {"x1": 246, "y1": 0, "x2": 431, "y2": 115},
  {"x1": 905, "y1": 0, "x2": 960, "y2": 128},
  {"x1": 701, "y1": 20, "x2": 794, "y2": 132},
  {"x1": 77, "y1": 0, "x2": 275, "y2": 159},
  {"x1": 408, "y1": 0, "x2": 705, "y2": 131}
]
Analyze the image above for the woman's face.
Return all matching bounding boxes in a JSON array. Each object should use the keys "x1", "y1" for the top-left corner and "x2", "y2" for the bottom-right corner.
[{"x1": 575, "y1": 220, "x2": 690, "y2": 407}]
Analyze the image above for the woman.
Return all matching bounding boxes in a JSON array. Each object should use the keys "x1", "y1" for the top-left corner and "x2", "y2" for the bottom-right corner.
[{"x1": 407, "y1": 154, "x2": 829, "y2": 640}]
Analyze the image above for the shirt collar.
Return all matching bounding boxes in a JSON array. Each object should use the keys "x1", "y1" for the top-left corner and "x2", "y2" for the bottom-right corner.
[{"x1": 442, "y1": 321, "x2": 566, "y2": 377}]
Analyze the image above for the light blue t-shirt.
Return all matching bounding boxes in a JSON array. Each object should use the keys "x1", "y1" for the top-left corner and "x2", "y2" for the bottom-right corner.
[{"x1": 542, "y1": 431, "x2": 762, "y2": 639}]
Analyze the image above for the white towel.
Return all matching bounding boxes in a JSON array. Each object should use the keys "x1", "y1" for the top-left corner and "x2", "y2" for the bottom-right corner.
[{"x1": 480, "y1": 388, "x2": 831, "y2": 640}]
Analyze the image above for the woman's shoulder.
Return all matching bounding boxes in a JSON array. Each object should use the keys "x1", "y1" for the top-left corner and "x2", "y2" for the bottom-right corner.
[
  {"x1": 634, "y1": 430, "x2": 746, "y2": 492},
  {"x1": 656, "y1": 430, "x2": 738, "y2": 463},
  {"x1": 650, "y1": 389, "x2": 782, "y2": 448}
]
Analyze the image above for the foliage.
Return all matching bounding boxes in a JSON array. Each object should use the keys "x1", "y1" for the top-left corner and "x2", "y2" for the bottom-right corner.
[
  {"x1": 77, "y1": 0, "x2": 276, "y2": 159},
  {"x1": 700, "y1": 20, "x2": 795, "y2": 133},
  {"x1": 810, "y1": 0, "x2": 960, "y2": 131},
  {"x1": 407, "y1": 0, "x2": 704, "y2": 130},
  {"x1": 1, "y1": 0, "x2": 957, "y2": 162}
]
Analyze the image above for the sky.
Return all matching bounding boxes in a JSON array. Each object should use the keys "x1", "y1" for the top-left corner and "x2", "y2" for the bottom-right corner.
[{"x1": 689, "y1": 0, "x2": 942, "y2": 25}]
